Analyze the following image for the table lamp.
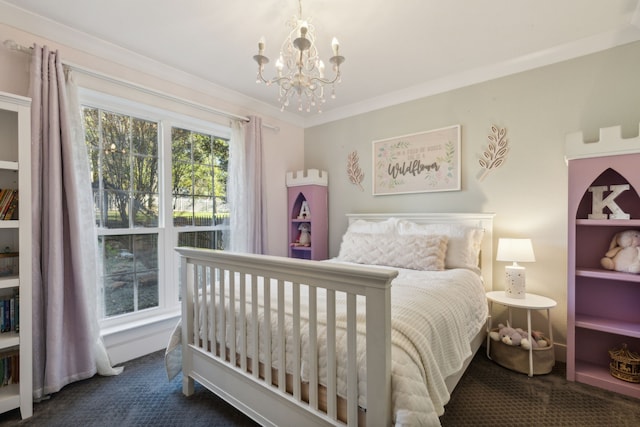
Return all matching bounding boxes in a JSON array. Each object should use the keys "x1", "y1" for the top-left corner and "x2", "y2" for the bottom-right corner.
[{"x1": 496, "y1": 238, "x2": 535, "y2": 299}]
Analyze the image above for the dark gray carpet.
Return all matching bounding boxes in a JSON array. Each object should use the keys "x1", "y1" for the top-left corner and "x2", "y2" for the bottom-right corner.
[
  {"x1": 440, "y1": 350, "x2": 640, "y2": 427},
  {"x1": 0, "y1": 351, "x2": 259, "y2": 427},
  {"x1": 0, "y1": 348, "x2": 638, "y2": 426}
]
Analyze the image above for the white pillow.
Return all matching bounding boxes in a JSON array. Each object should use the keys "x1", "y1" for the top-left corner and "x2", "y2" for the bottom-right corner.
[
  {"x1": 345, "y1": 217, "x2": 399, "y2": 235},
  {"x1": 337, "y1": 231, "x2": 448, "y2": 271},
  {"x1": 397, "y1": 221, "x2": 484, "y2": 273}
]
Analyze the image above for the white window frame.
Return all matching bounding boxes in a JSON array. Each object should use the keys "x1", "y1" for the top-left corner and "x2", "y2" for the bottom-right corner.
[{"x1": 78, "y1": 88, "x2": 231, "y2": 331}]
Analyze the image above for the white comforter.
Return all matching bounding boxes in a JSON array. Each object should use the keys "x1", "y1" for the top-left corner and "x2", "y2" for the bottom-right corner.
[{"x1": 166, "y1": 264, "x2": 487, "y2": 426}]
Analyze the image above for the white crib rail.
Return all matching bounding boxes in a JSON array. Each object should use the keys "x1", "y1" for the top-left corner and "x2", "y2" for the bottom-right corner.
[{"x1": 177, "y1": 248, "x2": 397, "y2": 426}]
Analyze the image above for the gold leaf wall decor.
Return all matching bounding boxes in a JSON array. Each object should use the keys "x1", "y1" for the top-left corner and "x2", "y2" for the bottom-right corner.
[
  {"x1": 347, "y1": 150, "x2": 365, "y2": 191},
  {"x1": 478, "y1": 124, "x2": 509, "y2": 181}
]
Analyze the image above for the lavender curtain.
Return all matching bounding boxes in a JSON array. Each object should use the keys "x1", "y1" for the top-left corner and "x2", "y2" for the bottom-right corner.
[
  {"x1": 30, "y1": 45, "x2": 120, "y2": 400},
  {"x1": 229, "y1": 116, "x2": 266, "y2": 254}
]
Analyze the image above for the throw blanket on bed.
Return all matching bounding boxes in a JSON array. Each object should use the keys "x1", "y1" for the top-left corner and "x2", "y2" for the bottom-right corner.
[{"x1": 165, "y1": 265, "x2": 487, "y2": 426}]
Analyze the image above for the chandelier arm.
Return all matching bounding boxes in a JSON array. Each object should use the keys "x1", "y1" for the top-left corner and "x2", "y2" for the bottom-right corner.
[
  {"x1": 269, "y1": 75, "x2": 297, "y2": 87},
  {"x1": 255, "y1": 67, "x2": 270, "y2": 84},
  {"x1": 309, "y1": 70, "x2": 341, "y2": 86}
]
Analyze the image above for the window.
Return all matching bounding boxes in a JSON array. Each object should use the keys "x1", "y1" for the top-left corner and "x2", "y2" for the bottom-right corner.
[{"x1": 81, "y1": 91, "x2": 231, "y2": 324}]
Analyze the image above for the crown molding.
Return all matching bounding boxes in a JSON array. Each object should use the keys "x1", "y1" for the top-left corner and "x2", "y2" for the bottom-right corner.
[{"x1": 304, "y1": 23, "x2": 640, "y2": 128}]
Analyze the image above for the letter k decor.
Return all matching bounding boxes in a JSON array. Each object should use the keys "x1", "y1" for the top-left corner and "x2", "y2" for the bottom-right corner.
[{"x1": 588, "y1": 184, "x2": 631, "y2": 219}]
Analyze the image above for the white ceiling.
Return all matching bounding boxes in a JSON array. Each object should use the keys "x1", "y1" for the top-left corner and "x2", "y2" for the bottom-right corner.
[{"x1": 2, "y1": 0, "x2": 640, "y2": 127}]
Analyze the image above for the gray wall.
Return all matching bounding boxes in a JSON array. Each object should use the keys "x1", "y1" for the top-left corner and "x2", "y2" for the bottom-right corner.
[{"x1": 304, "y1": 41, "x2": 640, "y2": 359}]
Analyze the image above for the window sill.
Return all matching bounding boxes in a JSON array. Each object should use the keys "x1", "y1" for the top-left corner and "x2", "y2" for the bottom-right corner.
[
  {"x1": 101, "y1": 309, "x2": 180, "y2": 337},
  {"x1": 101, "y1": 309, "x2": 181, "y2": 365}
]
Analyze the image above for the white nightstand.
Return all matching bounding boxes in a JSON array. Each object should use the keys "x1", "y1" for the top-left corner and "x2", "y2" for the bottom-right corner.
[{"x1": 486, "y1": 291, "x2": 557, "y2": 377}]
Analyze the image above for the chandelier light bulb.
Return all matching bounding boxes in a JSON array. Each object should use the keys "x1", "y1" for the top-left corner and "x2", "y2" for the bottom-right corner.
[{"x1": 331, "y1": 38, "x2": 339, "y2": 55}]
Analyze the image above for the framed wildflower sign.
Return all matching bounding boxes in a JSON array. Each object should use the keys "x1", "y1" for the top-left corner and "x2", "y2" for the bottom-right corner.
[{"x1": 372, "y1": 124, "x2": 461, "y2": 195}]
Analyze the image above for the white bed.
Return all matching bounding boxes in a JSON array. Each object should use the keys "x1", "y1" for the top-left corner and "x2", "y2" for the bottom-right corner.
[{"x1": 167, "y1": 213, "x2": 494, "y2": 426}]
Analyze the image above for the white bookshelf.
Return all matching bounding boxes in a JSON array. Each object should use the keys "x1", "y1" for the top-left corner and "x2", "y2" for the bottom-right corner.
[{"x1": 0, "y1": 91, "x2": 32, "y2": 419}]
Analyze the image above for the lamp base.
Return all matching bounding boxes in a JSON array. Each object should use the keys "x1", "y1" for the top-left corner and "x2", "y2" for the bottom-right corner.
[{"x1": 504, "y1": 265, "x2": 526, "y2": 299}]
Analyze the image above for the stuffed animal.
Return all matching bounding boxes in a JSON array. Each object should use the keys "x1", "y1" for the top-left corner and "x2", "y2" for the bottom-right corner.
[
  {"x1": 297, "y1": 223, "x2": 311, "y2": 247},
  {"x1": 515, "y1": 327, "x2": 539, "y2": 350},
  {"x1": 489, "y1": 323, "x2": 549, "y2": 349},
  {"x1": 490, "y1": 323, "x2": 522, "y2": 346},
  {"x1": 601, "y1": 230, "x2": 640, "y2": 274},
  {"x1": 531, "y1": 330, "x2": 549, "y2": 348}
]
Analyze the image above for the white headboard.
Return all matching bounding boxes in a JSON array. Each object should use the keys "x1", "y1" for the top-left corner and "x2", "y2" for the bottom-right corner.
[{"x1": 345, "y1": 213, "x2": 495, "y2": 291}]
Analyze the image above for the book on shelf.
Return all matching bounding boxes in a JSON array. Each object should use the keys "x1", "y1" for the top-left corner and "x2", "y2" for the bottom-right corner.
[
  {"x1": 0, "y1": 350, "x2": 19, "y2": 386},
  {"x1": 3, "y1": 191, "x2": 17, "y2": 220},
  {"x1": 0, "y1": 292, "x2": 19, "y2": 333},
  {"x1": 0, "y1": 189, "x2": 18, "y2": 220}
]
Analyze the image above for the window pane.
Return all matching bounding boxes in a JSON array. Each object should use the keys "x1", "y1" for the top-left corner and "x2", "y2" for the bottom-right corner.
[
  {"x1": 171, "y1": 128, "x2": 191, "y2": 162},
  {"x1": 193, "y1": 133, "x2": 213, "y2": 165},
  {"x1": 134, "y1": 233, "x2": 159, "y2": 310},
  {"x1": 105, "y1": 275, "x2": 134, "y2": 317},
  {"x1": 102, "y1": 235, "x2": 134, "y2": 317},
  {"x1": 102, "y1": 111, "x2": 130, "y2": 155},
  {"x1": 173, "y1": 196, "x2": 192, "y2": 226},
  {"x1": 131, "y1": 118, "x2": 157, "y2": 157},
  {"x1": 133, "y1": 193, "x2": 159, "y2": 227},
  {"x1": 172, "y1": 161, "x2": 192, "y2": 195},
  {"x1": 84, "y1": 108, "x2": 100, "y2": 150},
  {"x1": 99, "y1": 234, "x2": 158, "y2": 317},
  {"x1": 104, "y1": 190, "x2": 130, "y2": 228},
  {"x1": 193, "y1": 175, "x2": 213, "y2": 196},
  {"x1": 178, "y1": 230, "x2": 224, "y2": 250},
  {"x1": 172, "y1": 128, "x2": 229, "y2": 227},
  {"x1": 134, "y1": 234, "x2": 158, "y2": 270},
  {"x1": 138, "y1": 272, "x2": 159, "y2": 311},
  {"x1": 193, "y1": 196, "x2": 213, "y2": 224}
]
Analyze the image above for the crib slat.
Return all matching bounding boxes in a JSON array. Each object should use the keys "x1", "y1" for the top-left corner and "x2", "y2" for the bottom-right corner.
[
  {"x1": 292, "y1": 283, "x2": 301, "y2": 400},
  {"x1": 347, "y1": 293, "x2": 358, "y2": 426},
  {"x1": 239, "y1": 272, "x2": 247, "y2": 371},
  {"x1": 229, "y1": 270, "x2": 236, "y2": 362},
  {"x1": 277, "y1": 279, "x2": 286, "y2": 392},
  {"x1": 251, "y1": 276, "x2": 259, "y2": 379},
  {"x1": 209, "y1": 267, "x2": 216, "y2": 354},
  {"x1": 308, "y1": 286, "x2": 318, "y2": 409},
  {"x1": 205, "y1": 266, "x2": 213, "y2": 352},
  {"x1": 326, "y1": 289, "x2": 337, "y2": 420},
  {"x1": 221, "y1": 269, "x2": 229, "y2": 359},
  {"x1": 193, "y1": 265, "x2": 201, "y2": 346},
  {"x1": 264, "y1": 277, "x2": 272, "y2": 386}
]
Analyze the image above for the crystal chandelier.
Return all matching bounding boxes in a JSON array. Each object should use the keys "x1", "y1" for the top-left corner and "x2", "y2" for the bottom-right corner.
[{"x1": 253, "y1": 0, "x2": 345, "y2": 113}]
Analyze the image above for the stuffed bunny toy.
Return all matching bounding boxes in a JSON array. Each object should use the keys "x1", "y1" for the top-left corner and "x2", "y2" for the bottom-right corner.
[{"x1": 601, "y1": 230, "x2": 640, "y2": 274}]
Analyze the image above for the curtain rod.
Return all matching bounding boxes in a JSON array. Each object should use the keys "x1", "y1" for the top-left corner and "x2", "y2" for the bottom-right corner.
[{"x1": 3, "y1": 39, "x2": 279, "y2": 132}]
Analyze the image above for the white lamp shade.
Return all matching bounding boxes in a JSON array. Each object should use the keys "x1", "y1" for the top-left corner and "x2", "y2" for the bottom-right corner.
[
  {"x1": 496, "y1": 238, "x2": 535, "y2": 263},
  {"x1": 496, "y1": 238, "x2": 535, "y2": 299}
]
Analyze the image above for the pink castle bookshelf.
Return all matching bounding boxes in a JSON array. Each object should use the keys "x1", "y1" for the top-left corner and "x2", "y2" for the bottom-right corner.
[
  {"x1": 566, "y1": 123, "x2": 640, "y2": 399},
  {"x1": 286, "y1": 169, "x2": 328, "y2": 261}
]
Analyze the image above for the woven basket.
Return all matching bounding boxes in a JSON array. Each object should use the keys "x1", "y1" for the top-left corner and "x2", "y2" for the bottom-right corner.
[
  {"x1": 609, "y1": 343, "x2": 640, "y2": 383},
  {"x1": 488, "y1": 328, "x2": 555, "y2": 375}
]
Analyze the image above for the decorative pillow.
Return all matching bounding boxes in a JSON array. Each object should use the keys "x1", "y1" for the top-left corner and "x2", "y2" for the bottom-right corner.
[
  {"x1": 337, "y1": 232, "x2": 448, "y2": 271},
  {"x1": 345, "y1": 217, "x2": 399, "y2": 235},
  {"x1": 397, "y1": 221, "x2": 484, "y2": 273}
]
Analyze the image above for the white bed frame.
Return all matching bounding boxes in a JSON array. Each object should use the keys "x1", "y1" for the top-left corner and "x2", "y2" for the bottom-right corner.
[{"x1": 176, "y1": 213, "x2": 494, "y2": 426}]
